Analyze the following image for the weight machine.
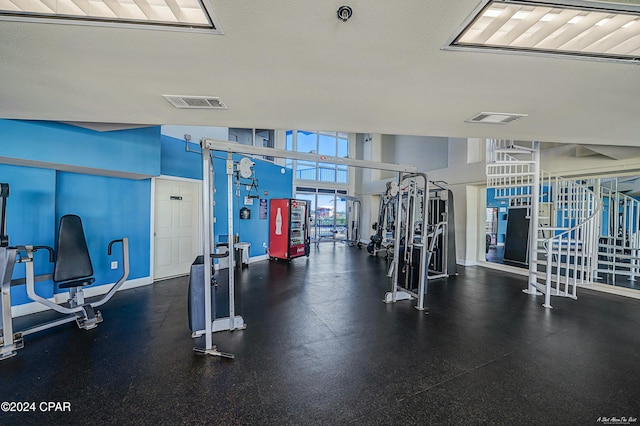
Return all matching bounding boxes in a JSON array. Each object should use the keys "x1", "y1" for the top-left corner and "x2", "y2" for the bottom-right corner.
[
  {"x1": 367, "y1": 181, "x2": 399, "y2": 256},
  {"x1": 373, "y1": 176, "x2": 456, "y2": 310},
  {"x1": 343, "y1": 195, "x2": 362, "y2": 248},
  {"x1": 0, "y1": 183, "x2": 130, "y2": 360},
  {"x1": 190, "y1": 149, "x2": 249, "y2": 359}
]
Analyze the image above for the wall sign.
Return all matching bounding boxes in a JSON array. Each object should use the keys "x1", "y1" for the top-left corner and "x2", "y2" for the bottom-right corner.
[{"x1": 259, "y1": 199, "x2": 268, "y2": 220}]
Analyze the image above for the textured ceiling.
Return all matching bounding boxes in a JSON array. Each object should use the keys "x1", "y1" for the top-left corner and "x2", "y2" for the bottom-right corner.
[{"x1": 1, "y1": 0, "x2": 640, "y2": 145}]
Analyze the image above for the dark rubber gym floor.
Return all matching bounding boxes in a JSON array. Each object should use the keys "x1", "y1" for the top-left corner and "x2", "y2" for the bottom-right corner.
[{"x1": 1, "y1": 244, "x2": 639, "y2": 425}]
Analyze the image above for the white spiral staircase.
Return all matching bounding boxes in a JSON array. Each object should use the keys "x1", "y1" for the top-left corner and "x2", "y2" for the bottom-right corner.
[{"x1": 486, "y1": 140, "x2": 601, "y2": 308}]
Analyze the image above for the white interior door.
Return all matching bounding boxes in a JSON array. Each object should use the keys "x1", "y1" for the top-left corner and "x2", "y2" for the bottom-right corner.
[{"x1": 154, "y1": 179, "x2": 200, "y2": 280}]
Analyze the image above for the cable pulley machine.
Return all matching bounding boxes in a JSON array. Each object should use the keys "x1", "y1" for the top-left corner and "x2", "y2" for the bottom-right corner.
[{"x1": 194, "y1": 138, "x2": 419, "y2": 358}]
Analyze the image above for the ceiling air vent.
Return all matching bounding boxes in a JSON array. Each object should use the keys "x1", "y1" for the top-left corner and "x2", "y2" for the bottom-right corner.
[
  {"x1": 163, "y1": 95, "x2": 228, "y2": 110},
  {"x1": 465, "y1": 112, "x2": 527, "y2": 125}
]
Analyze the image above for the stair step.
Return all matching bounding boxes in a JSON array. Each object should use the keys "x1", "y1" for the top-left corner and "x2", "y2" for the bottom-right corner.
[{"x1": 493, "y1": 149, "x2": 535, "y2": 155}]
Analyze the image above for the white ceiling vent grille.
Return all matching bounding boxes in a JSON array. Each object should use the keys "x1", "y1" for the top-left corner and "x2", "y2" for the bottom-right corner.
[
  {"x1": 465, "y1": 112, "x2": 527, "y2": 124},
  {"x1": 163, "y1": 95, "x2": 228, "y2": 110}
]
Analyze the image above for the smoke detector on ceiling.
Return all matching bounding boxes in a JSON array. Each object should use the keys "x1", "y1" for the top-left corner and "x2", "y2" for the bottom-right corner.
[
  {"x1": 163, "y1": 95, "x2": 228, "y2": 110},
  {"x1": 465, "y1": 112, "x2": 527, "y2": 125}
]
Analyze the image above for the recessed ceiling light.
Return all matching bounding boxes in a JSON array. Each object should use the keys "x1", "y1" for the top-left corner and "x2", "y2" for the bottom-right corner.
[
  {"x1": 444, "y1": 0, "x2": 640, "y2": 63},
  {"x1": 465, "y1": 112, "x2": 528, "y2": 125},
  {"x1": 0, "y1": 0, "x2": 222, "y2": 32}
]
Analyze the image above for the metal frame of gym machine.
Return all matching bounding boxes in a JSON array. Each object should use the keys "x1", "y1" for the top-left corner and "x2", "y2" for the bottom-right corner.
[
  {"x1": 0, "y1": 183, "x2": 130, "y2": 360},
  {"x1": 195, "y1": 138, "x2": 424, "y2": 358},
  {"x1": 370, "y1": 177, "x2": 455, "y2": 301},
  {"x1": 380, "y1": 172, "x2": 433, "y2": 310}
]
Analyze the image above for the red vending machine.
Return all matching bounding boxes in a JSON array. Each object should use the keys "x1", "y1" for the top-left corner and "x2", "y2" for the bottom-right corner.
[{"x1": 269, "y1": 199, "x2": 310, "y2": 261}]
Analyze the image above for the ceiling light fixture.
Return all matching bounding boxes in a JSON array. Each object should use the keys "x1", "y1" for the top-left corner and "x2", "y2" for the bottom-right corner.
[
  {"x1": 444, "y1": 0, "x2": 640, "y2": 63},
  {"x1": 0, "y1": 0, "x2": 222, "y2": 32}
]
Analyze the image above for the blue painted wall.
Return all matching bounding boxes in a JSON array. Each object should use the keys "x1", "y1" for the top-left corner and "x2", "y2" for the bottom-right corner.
[
  {"x1": 160, "y1": 135, "x2": 202, "y2": 180},
  {"x1": 0, "y1": 165, "x2": 57, "y2": 305},
  {"x1": 0, "y1": 120, "x2": 160, "y2": 177},
  {"x1": 55, "y1": 172, "x2": 151, "y2": 289}
]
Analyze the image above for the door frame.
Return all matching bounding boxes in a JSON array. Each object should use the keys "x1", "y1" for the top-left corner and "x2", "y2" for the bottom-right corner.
[{"x1": 150, "y1": 175, "x2": 203, "y2": 282}]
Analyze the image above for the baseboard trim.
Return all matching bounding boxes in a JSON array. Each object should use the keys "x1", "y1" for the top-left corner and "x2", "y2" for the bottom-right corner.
[
  {"x1": 579, "y1": 282, "x2": 640, "y2": 300},
  {"x1": 474, "y1": 262, "x2": 640, "y2": 300},
  {"x1": 11, "y1": 276, "x2": 153, "y2": 318},
  {"x1": 476, "y1": 260, "x2": 529, "y2": 276},
  {"x1": 457, "y1": 259, "x2": 477, "y2": 267},
  {"x1": 249, "y1": 254, "x2": 268, "y2": 264}
]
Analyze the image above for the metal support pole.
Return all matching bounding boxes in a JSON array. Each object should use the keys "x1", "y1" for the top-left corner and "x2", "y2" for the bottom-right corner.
[
  {"x1": 0, "y1": 247, "x2": 22, "y2": 359},
  {"x1": 391, "y1": 173, "x2": 403, "y2": 301},
  {"x1": 593, "y1": 178, "x2": 602, "y2": 281},
  {"x1": 193, "y1": 148, "x2": 235, "y2": 358},
  {"x1": 524, "y1": 141, "x2": 544, "y2": 299},
  {"x1": 416, "y1": 177, "x2": 429, "y2": 311},
  {"x1": 226, "y1": 153, "x2": 237, "y2": 331},
  {"x1": 202, "y1": 147, "x2": 213, "y2": 351}
]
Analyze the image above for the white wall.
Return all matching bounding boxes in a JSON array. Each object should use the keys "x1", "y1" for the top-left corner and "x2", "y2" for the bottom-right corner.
[
  {"x1": 161, "y1": 125, "x2": 229, "y2": 142},
  {"x1": 378, "y1": 134, "x2": 449, "y2": 179},
  {"x1": 541, "y1": 144, "x2": 640, "y2": 177}
]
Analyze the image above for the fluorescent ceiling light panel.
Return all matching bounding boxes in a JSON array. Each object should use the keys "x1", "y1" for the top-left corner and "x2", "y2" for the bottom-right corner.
[
  {"x1": 0, "y1": 0, "x2": 220, "y2": 31},
  {"x1": 446, "y1": 0, "x2": 640, "y2": 63}
]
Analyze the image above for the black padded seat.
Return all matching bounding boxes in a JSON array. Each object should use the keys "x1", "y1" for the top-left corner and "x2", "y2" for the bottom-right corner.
[{"x1": 54, "y1": 215, "x2": 95, "y2": 290}]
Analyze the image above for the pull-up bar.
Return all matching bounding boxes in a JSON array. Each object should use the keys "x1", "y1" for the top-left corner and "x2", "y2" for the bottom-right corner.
[{"x1": 201, "y1": 138, "x2": 417, "y2": 173}]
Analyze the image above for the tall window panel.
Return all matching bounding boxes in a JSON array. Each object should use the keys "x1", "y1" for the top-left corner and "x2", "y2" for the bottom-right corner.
[{"x1": 285, "y1": 130, "x2": 349, "y2": 184}]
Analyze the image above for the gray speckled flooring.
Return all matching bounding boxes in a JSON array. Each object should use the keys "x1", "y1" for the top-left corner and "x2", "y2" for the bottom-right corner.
[{"x1": 1, "y1": 244, "x2": 639, "y2": 425}]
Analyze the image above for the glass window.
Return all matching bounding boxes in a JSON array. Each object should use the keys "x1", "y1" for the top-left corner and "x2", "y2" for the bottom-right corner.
[
  {"x1": 318, "y1": 133, "x2": 337, "y2": 156},
  {"x1": 297, "y1": 132, "x2": 316, "y2": 153},
  {"x1": 337, "y1": 165, "x2": 348, "y2": 184},
  {"x1": 296, "y1": 161, "x2": 317, "y2": 180},
  {"x1": 285, "y1": 130, "x2": 349, "y2": 185},
  {"x1": 316, "y1": 194, "x2": 335, "y2": 240},
  {"x1": 337, "y1": 137, "x2": 348, "y2": 158},
  {"x1": 318, "y1": 163, "x2": 336, "y2": 182},
  {"x1": 286, "y1": 130, "x2": 293, "y2": 151}
]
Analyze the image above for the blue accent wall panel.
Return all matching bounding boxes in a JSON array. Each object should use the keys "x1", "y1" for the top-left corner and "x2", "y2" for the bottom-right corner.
[
  {"x1": 160, "y1": 135, "x2": 203, "y2": 180},
  {"x1": 0, "y1": 164, "x2": 57, "y2": 305},
  {"x1": 0, "y1": 120, "x2": 161, "y2": 177},
  {"x1": 55, "y1": 172, "x2": 151, "y2": 289}
]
